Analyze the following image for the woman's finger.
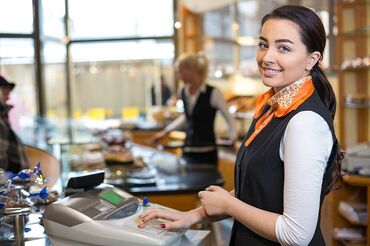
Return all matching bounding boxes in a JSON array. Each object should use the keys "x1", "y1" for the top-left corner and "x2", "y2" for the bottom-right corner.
[
  {"x1": 140, "y1": 210, "x2": 180, "y2": 223},
  {"x1": 163, "y1": 220, "x2": 187, "y2": 230},
  {"x1": 206, "y1": 185, "x2": 219, "y2": 191}
]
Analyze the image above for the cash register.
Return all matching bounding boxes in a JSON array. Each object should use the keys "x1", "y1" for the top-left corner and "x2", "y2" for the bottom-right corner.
[{"x1": 42, "y1": 171, "x2": 210, "y2": 246}]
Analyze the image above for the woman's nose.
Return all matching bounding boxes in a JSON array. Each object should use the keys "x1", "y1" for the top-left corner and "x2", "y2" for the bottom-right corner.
[{"x1": 261, "y1": 48, "x2": 275, "y2": 65}]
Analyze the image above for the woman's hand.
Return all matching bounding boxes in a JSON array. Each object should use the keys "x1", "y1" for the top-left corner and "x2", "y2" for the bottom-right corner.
[
  {"x1": 148, "y1": 130, "x2": 167, "y2": 145},
  {"x1": 198, "y1": 186, "x2": 232, "y2": 216},
  {"x1": 138, "y1": 208, "x2": 202, "y2": 230}
]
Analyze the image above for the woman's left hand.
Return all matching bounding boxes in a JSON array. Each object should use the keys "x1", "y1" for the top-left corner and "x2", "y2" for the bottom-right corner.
[{"x1": 198, "y1": 186, "x2": 232, "y2": 216}]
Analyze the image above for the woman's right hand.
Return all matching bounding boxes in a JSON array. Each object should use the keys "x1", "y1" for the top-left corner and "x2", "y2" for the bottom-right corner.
[
  {"x1": 138, "y1": 208, "x2": 202, "y2": 230},
  {"x1": 149, "y1": 130, "x2": 167, "y2": 145}
]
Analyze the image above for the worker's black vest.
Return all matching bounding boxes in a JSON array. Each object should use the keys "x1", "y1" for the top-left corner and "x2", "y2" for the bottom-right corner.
[
  {"x1": 230, "y1": 91, "x2": 338, "y2": 245},
  {"x1": 182, "y1": 85, "x2": 217, "y2": 147}
]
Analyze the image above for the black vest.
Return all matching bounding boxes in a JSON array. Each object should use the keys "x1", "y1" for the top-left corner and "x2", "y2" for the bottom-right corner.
[
  {"x1": 230, "y1": 91, "x2": 338, "y2": 245},
  {"x1": 182, "y1": 85, "x2": 217, "y2": 147}
]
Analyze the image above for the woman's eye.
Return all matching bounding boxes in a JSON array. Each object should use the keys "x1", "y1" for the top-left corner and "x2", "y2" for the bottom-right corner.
[
  {"x1": 258, "y1": 42, "x2": 268, "y2": 49},
  {"x1": 278, "y1": 45, "x2": 291, "y2": 53}
]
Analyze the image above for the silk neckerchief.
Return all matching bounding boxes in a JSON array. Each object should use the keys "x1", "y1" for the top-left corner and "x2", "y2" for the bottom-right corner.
[{"x1": 245, "y1": 76, "x2": 314, "y2": 146}]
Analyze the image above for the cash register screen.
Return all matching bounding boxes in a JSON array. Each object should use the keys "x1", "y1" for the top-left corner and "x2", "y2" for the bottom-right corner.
[{"x1": 99, "y1": 190, "x2": 125, "y2": 206}]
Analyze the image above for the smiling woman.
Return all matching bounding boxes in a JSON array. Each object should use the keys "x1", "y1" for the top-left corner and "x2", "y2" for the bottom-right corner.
[{"x1": 139, "y1": 5, "x2": 342, "y2": 246}]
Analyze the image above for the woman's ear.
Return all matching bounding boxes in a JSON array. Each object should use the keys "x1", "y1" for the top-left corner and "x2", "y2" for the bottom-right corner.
[{"x1": 306, "y1": 51, "x2": 321, "y2": 71}]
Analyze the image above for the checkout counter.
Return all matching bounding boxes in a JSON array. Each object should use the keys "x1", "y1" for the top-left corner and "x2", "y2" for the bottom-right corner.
[
  {"x1": 61, "y1": 141, "x2": 225, "y2": 212},
  {"x1": 7, "y1": 117, "x2": 229, "y2": 245},
  {"x1": 43, "y1": 173, "x2": 211, "y2": 246},
  {"x1": 0, "y1": 143, "x2": 223, "y2": 245},
  {"x1": 40, "y1": 138, "x2": 224, "y2": 245}
]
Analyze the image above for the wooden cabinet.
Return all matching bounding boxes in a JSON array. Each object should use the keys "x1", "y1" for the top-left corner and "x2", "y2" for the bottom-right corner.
[
  {"x1": 323, "y1": 176, "x2": 369, "y2": 246},
  {"x1": 179, "y1": 6, "x2": 202, "y2": 53},
  {"x1": 324, "y1": 1, "x2": 370, "y2": 246},
  {"x1": 336, "y1": 0, "x2": 370, "y2": 147}
]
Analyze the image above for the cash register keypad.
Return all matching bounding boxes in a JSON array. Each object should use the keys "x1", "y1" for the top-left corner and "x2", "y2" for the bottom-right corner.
[{"x1": 105, "y1": 202, "x2": 139, "y2": 219}]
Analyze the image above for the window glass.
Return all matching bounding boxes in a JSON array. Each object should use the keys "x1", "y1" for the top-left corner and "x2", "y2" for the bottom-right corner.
[
  {"x1": 70, "y1": 40, "x2": 175, "y2": 118},
  {"x1": 70, "y1": 40, "x2": 174, "y2": 62},
  {"x1": 0, "y1": 0, "x2": 33, "y2": 34},
  {"x1": 203, "y1": 5, "x2": 234, "y2": 79},
  {"x1": 240, "y1": 46, "x2": 258, "y2": 76},
  {"x1": 204, "y1": 40, "x2": 235, "y2": 78},
  {"x1": 69, "y1": 0, "x2": 173, "y2": 39},
  {"x1": 0, "y1": 38, "x2": 37, "y2": 131},
  {"x1": 41, "y1": 0, "x2": 66, "y2": 39},
  {"x1": 43, "y1": 41, "x2": 67, "y2": 118},
  {"x1": 238, "y1": 0, "x2": 261, "y2": 37},
  {"x1": 203, "y1": 6, "x2": 233, "y2": 39}
]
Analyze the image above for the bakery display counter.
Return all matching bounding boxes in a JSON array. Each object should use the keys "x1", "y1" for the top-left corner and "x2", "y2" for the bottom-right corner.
[
  {"x1": 60, "y1": 142, "x2": 224, "y2": 211},
  {"x1": 17, "y1": 116, "x2": 227, "y2": 212},
  {"x1": 62, "y1": 142, "x2": 223, "y2": 194}
]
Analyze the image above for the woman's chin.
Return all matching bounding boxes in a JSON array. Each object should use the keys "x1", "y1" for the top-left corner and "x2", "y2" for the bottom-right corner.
[{"x1": 261, "y1": 77, "x2": 277, "y2": 87}]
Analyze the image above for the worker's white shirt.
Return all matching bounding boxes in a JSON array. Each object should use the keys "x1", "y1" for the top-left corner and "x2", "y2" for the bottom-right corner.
[{"x1": 276, "y1": 111, "x2": 333, "y2": 246}]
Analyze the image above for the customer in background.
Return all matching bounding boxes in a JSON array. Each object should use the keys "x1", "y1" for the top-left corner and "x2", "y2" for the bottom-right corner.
[
  {"x1": 151, "y1": 53, "x2": 237, "y2": 166},
  {"x1": 151, "y1": 75, "x2": 172, "y2": 106},
  {"x1": 140, "y1": 5, "x2": 343, "y2": 245},
  {"x1": 0, "y1": 75, "x2": 28, "y2": 173}
]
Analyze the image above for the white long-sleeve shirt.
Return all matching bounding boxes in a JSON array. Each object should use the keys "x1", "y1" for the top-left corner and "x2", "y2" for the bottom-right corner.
[
  {"x1": 275, "y1": 111, "x2": 333, "y2": 245},
  {"x1": 164, "y1": 83, "x2": 237, "y2": 142}
]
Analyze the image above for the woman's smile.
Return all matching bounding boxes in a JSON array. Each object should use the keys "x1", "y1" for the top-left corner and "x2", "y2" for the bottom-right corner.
[{"x1": 262, "y1": 67, "x2": 283, "y2": 77}]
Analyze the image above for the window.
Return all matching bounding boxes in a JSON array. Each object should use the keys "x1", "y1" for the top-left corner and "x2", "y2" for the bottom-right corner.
[
  {"x1": 203, "y1": 5, "x2": 235, "y2": 78},
  {"x1": 43, "y1": 41, "x2": 67, "y2": 118},
  {"x1": 0, "y1": 38, "x2": 37, "y2": 129},
  {"x1": 69, "y1": 0, "x2": 174, "y2": 39},
  {"x1": 0, "y1": 0, "x2": 33, "y2": 34},
  {"x1": 67, "y1": 0, "x2": 176, "y2": 120},
  {"x1": 70, "y1": 40, "x2": 174, "y2": 117},
  {"x1": 41, "y1": 0, "x2": 66, "y2": 39}
]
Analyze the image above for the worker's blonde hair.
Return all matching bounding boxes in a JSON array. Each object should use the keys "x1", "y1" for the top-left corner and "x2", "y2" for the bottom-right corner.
[{"x1": 175, "y1": 52, "x2": 208, "y2": 82}]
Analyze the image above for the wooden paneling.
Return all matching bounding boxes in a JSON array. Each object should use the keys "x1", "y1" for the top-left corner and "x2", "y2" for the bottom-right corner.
[{"x1": 326, "y1": 1, "x2": 369, "y2": 245}]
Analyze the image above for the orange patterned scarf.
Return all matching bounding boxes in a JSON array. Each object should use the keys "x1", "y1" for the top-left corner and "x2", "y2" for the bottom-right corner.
[{"x1": 245, "y1": 76, "x2": 314, "y2": 146}]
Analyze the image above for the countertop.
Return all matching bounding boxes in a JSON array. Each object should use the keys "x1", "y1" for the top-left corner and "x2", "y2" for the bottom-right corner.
[{"x1": 104, "y1": 144, "x2": 224, "y2": 195}]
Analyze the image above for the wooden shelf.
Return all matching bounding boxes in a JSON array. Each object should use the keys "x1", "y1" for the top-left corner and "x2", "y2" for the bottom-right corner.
[
  {"x1": 327, "y1": 1, "x2": 370, "y2": 245},
  {"x1": 339, "y1": 239, "x2": 366, "y2": 246},
  {"x1": 343, "y1": 175, "x2": 370, "y2": 187},
  {"x1": 336, "y1": 0, "x2": 369, "y2": 147},
  {"x1": 338, "y1": 25, "x2": 370, "y2": 36},
  {"x1": 338, "y1": 201, "x2": 368, "y2": 227},
  {"x1": 343, "y1": 102, "x2": 370, "y2": 109},
  {"x1": 339, "y1": 66, "x2": 370, "y2": 72}
]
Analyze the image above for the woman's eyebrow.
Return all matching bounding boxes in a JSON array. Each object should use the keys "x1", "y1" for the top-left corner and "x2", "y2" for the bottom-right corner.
[
  {"x1": 259, "y1": 36, "x2": 267, "y2": 42},
  {"x1": 258, "y1": 36, "x2": 294, "y2": 44},
  {"x1": 275, "y1": 39, "x2": 294, "y2": 44}
]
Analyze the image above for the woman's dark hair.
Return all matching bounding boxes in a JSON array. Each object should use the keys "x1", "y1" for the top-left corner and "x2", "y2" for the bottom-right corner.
[{"x1": 261, "y1": 5, "x2": 343, "y2": 192}]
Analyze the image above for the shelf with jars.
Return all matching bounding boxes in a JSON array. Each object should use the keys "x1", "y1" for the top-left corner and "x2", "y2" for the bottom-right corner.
[{"x1": 322, "y1": 1, "x2": 370, "y2": 246}]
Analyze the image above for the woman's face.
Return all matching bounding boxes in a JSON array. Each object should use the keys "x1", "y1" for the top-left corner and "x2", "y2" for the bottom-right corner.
[
  {"x1": 256, "y1": 19, "x2": 319, "y2": 92},
  {"x1": 176, "y1": 64, "x2": 197, "y2": 85}
]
